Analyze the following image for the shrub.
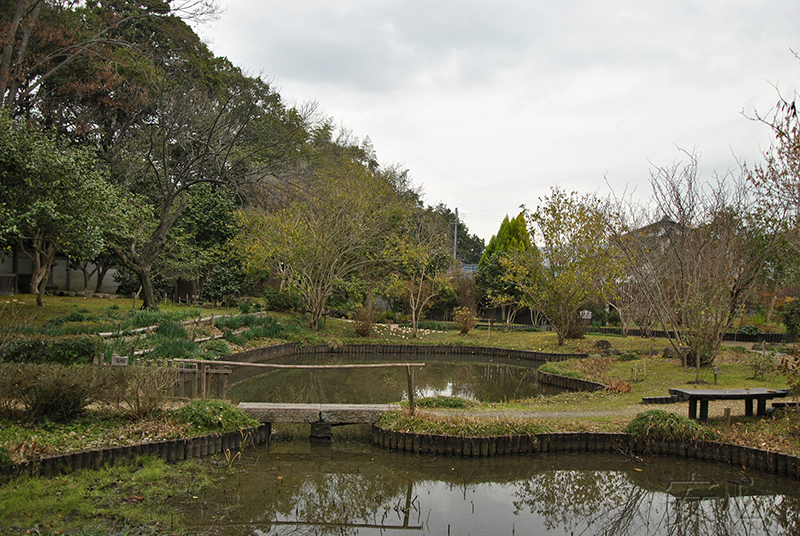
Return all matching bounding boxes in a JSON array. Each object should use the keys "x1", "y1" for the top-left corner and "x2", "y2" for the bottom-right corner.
[
  {"x1": 0, "y1": 335, "x2": 102, "y2": 365},
  {"x1": 625, "y1": 410, "x2": 716, "y2": 441},
  {"x1": 16, "y1": 364, "x2": 121, "y2": 422},
  {"x1": 263, "y1": 289, "x2": 303, "y2": 312},
  {"x1": 749, "y1": 353, "x2": 774, "y2": 380},
  {"x1": 454, "y1": 306, "x2": 478, "y2": 334},
  {"x1": 176, "y1": 399, "x2": 259, "y2": 433},
  {"x1": 617, "y1": 351, "x2": 639, "y2": 361},
  {"x1": 353, "y1": 305, "x2": 375, "y2": 337},
  {"x1": 782, "y1": 298, "x2": 800, "y2": 337},
  {"x1": 738, "y1": 325, "x2": 763, "y2": 336},
  {"x1": 117, "y1": 366, "x2": 178, "y2": 420}
]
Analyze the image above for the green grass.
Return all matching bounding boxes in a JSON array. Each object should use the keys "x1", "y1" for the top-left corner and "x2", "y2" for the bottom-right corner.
[
  {"x1": 379, "y1": 410, "x2": 552, "y2": 437},
  {"x1": 0, "y1": 455, "x2": 215, "y2": 534},
  {"x1": 625, "y1": 409, "x2": 717, "y2": 441}
]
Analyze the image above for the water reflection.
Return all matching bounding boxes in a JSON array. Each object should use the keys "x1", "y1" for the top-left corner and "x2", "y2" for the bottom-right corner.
[
  {"x1": 228, "y1": 353, "x2": 563, "y2": 404},
  {"x1": 175, "y1": 438, "x2": 800, "y2": 536}
]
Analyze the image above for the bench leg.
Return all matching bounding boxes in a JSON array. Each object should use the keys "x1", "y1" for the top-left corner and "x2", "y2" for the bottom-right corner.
[
  {"x1": 688, "y1": 399, "x2": 698, "y2": 420},
  {"x1": 745, "y1": 399, "x2": 754, "y2": 417},
  {"x1": 699, "y1": 400, "x2": 709, "y2": 423},
  {"x1": 756, "y1": 398, "x2": 767, "y2": 416}
]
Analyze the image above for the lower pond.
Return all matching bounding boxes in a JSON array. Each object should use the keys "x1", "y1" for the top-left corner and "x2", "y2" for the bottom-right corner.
[
  {"x1": 228, "y1": 353, "x2": 564, "y2": 404},
  {"x1": 174, "y1": 433, "x2": 800, "y2": 536}
]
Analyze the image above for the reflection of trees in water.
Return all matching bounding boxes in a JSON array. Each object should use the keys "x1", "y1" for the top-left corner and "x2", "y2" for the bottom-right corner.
[
  {"x1": 513, "y1": 470, "x2": 800, "y2": 536},
  {"x1": 230, "y1": 361, "x2": 548, "y2": 404}
]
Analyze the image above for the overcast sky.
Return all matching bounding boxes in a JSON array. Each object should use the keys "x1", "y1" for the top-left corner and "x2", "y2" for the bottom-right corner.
[{"x1": 196, "y1": 1, "x2": 800, "y2": 243}]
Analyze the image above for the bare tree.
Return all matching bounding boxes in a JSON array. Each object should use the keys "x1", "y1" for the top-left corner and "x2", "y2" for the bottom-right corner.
[{"x1": 611, "y1": 152, "x2": 776, "y2": 367}]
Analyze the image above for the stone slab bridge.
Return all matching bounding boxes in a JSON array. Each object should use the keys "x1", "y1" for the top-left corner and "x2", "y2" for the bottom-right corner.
[{"x1": 238, "y1": 402, "x2": 401, "y2": 442}]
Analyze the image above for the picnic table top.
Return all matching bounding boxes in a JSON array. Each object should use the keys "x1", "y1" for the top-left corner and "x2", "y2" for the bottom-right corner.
[{"x1": 669, "y1": 387, "x2": 789, "y2": 400}]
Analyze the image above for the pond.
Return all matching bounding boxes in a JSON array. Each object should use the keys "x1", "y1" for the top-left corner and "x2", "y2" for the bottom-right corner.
[
  {"x1": 228, "y1": 353, "x2": 564, "y2": 404},
  {"x1": 174, "y1": 433, "x2": 800, "y2": 536}
]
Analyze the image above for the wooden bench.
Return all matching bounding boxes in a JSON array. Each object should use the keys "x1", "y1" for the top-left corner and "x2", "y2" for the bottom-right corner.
[{"x1": 668, "y1": 388, "x2": 790, "y2": 423}]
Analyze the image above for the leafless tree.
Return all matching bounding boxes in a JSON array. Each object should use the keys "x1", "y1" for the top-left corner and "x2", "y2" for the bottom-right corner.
[{"x1": 611, "y1": 151, "x2": 777, "y2": 367}]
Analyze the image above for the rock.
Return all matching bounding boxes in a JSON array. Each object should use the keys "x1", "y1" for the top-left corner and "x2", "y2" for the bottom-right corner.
[
  {"x1": 663, "y1": 347, "x2": 680, "y2": 359},
  {"x1": 595, "y1": 339, "x2": 613, "y2": 350}
]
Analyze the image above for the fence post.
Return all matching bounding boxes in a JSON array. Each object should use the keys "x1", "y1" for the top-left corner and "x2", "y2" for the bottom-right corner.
[{"x1": 407, "y1": 365, "x2": 415, "y2": 416}]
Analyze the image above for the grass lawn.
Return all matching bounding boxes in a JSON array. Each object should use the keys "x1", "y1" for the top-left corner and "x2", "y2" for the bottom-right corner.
[{"x1": 1, "y1": 294, "x2": 798, "y2": 457}]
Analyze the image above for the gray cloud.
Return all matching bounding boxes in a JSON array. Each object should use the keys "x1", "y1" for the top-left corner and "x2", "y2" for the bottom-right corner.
[{"x1": 199, "y1": 0, "x2": 800, "y2": 241}]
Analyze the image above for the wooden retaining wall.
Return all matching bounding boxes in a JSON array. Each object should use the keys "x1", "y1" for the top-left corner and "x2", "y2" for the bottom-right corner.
[
  {"x1": 536, "y1": 371, "x2": 606, "y2": 392},
  {"x1": 0, "y1": 424, "x2": 272, "y2": 480},
  {"x1": 371, "y1": 426, "x2": 800, "y2": 480},
  {"x1": 290, "y1": 344, "x2": 588, "y2": 362}
]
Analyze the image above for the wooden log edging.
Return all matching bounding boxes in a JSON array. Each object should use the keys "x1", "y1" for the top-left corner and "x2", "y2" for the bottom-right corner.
[
  {"x1": 371, "y1": 425, "x2": 800, "y2": 480},
  {"x1": 537, "y1": 371, "x2": 607, "y2": 392},
  {"x1": 291, "y1": 343, "x2": 588, "y2": 362},
  {"x1": 0, "y1": 424, "x2": 272, "y2": 481}
]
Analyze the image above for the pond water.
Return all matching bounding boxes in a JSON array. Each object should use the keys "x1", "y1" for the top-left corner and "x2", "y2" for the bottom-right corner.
[
  {"x1": 228, "y1": 353, "x2": 564, "y2": 404},
  {"x1": 175, "y1": 433, "x2": 800, "y2": 536}
]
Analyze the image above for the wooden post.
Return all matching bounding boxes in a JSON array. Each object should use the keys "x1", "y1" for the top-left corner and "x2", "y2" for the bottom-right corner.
[
  {"x1": 724, "y1": 407, "x2": 731, "y2": 429},
  {"x1": 191, "y1": 367, "x2": 198, "y2": 399},
  {"x1": 407, "y1": 365, "x2": 415, "y2": 416},
  {"x1": 201, "y1": 365, "x2": 208, "y2": 400}
]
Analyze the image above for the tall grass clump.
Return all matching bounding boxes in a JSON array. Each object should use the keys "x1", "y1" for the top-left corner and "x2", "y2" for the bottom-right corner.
[
  {"x1": 176, "y1": 400, "x2": 259, "y2": 434},
  {"x1": 378, "y1": 410, "x2": 551, "y2": 437},
  {"x1": 625, "y1": 410, "x2": 717, "y2": 442}
]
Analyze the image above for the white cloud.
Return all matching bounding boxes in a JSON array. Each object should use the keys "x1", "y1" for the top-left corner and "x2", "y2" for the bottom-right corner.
[{"x1": 198, "y1": 0, "x2": 800, "y2": 241}]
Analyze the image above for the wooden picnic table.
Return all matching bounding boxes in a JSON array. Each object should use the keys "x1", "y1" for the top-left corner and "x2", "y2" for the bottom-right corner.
[{"x1": 668, "y1": 388, "x2": 790, "y2": 423}]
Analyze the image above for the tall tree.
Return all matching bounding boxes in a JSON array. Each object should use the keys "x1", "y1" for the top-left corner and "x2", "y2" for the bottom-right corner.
[
  {"x1": 0, "y1": 112, "x2": 116, "y2": 305},
  {"x1": 105, "y1": 60, "x2": 309, "y2": 308},
  {"x1": 384, "y1": 209, "x2": 453, "y2": 337},
  {"x1": 236, "y1": 133, "x2": 403, "y2": 330},
  {"x1": 476, "y1": 212, "x2": 531, "y2": 329},
  {"x1": 507, "y1": 188, "x2": 618, "y2": 346}
]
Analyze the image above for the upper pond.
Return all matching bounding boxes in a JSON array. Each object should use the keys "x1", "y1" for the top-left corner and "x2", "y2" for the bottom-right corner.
[{"x1": 228, "y1": 352, "x2": 564, "y2": 404}]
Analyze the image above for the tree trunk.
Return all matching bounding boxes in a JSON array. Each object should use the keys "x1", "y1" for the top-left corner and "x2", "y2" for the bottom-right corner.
[
  {"x1": 138, "y1": 269, "x2": 157, "y2": 309},
  {"x1": 95, "y1": 263, "x2": 111, "y2": 293}
]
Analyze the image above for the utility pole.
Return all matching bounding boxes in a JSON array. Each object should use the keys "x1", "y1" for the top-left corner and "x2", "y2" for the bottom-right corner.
[{"x1": 453, "y1": 208, "x2": 459, "y2": 260}]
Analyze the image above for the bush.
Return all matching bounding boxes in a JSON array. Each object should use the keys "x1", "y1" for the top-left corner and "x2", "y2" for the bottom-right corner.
[
  {"x1": 353, "y1": 305, "x2": 375, "y2": 337},
  {"x1": 117, "y1": 366, "x2": 178, "y2": 420},
  {"x1": 738, "y1": 325, "x2": 764, "y2": 336},
  {"x1": 625, "y1": 410, "x2": 716, "y2": 442},
  {"x1": 15, "y1": 364, "x2": 121, "y2": 422},
  {"x1": 782, "y1": 298, "x2": 800, "y2": 337},
  {"x1": 454, "y1": 306, "x2": 478, "y2": 334},
  {"x1": 176, "y1": 399, "x2": 259, "y2": 433},
  {"x1": 0, "y1": 334, "x2": 102, "y2": 365},
  {"x1": 263, "y1": 289, "x2": 303, "y2": 312}
]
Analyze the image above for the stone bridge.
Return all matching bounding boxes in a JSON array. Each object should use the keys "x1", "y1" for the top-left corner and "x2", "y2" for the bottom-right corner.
[{"x1": 238, "y1": 402, "x2": 400, "y2": 441}]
